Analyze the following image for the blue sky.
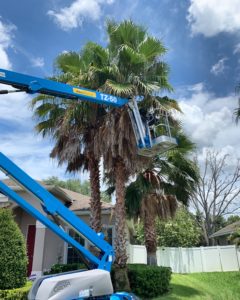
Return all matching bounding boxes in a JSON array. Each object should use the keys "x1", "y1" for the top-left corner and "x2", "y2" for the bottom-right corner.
[{"x1": 0, "y1": 0, "x2": 240, "y2": 180}]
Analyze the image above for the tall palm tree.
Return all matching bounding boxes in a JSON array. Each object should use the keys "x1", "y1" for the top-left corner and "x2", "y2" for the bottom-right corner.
[
  {"x1": 125, "y1": 131, "x2": 199, "y2": 265},
  {"x1": 94, "y1": 20, "x2": 173, "y2": 288},
  {"x1": 31, "y1": 43, "x2": 108, "y2": 232}
]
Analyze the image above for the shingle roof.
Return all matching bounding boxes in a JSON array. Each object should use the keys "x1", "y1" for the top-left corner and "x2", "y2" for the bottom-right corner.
[
  {"x1": 58, "y1": 187, "x2": 113, "y2": 211},
  {"x1": 0, "y1": 178, "x2": 113, "y2": 212},
  {"x1": 210, "y1": 221, "x2": 240, "y2": 238}
]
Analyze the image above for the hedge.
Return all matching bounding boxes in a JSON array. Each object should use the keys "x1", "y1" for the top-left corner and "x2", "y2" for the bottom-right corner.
[
  {"x1": 47, "y1": 263, "x2": 171, "y2": 298},
  {"x1": 0, "y1": 282, "x2": 32, "y2": 300},
  {"x1": 127, "y1": 264, "x2": 171, "y2": 298}
]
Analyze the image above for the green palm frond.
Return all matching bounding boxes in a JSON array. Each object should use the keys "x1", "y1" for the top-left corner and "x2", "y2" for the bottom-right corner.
[
  {"x1": 139, "y1": 36, "x2": 167, "y2": 60},
  {"x1": 55, "y1": 51, "x2": 82, "y2": 74},
  {"x1": 156, "y1": 96, "x2": 182, "y2": 112},
  {"x1": 107, "y1": 20, "x2": 146, "y2": 53},
  {"x1": 81, "y1": 42, "x2": 109, "y2": 68},
  {"x1": 146, "y1": 62, "x2": 173, "y2": 91},
  {"x1": 103, "y1": 79, "x2": 134, "y2": 97},
  {"x1": 118, "y1": 44, "x2": 145, "y2": 64}
]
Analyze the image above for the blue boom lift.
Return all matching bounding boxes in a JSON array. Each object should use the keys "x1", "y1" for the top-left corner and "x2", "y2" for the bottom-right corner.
[{"x1": 0, "y1": 68, "x2": 177, "y2": 299}]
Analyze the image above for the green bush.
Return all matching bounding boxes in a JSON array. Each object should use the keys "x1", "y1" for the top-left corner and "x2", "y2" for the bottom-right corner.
[
  {"x1": 127, "y1": 264, "x2": 171, "y2": 298},
  {"x1": 45, "y1": 263, "x2": 171, "y2": 298},
  {"x1": 135, "y1": 208, "x2": 201, "y2": 247},
  {"x1": 0, "y1": 209, "x2": 28, "y2": 289},
  {"x1": 0, "y1": 281, "x2": 32, "y2": 300},
  {"x1": 44, "y1": 263, "x2": 86, "y2": 275}
]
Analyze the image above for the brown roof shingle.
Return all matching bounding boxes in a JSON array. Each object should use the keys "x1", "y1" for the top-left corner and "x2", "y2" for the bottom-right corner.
[
  {"x1": 58, "y1": 187, "x2": 113, "y2": 211},
  {"x1": 210, "y1": 221, "x2": 240, "y2": 238},
  {"x1": 0, "y1": 178, "x2": 113, "y2": 212}
]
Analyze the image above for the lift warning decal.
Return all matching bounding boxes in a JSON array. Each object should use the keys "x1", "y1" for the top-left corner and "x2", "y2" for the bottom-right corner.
[{"x1": 73, "y1": 88, "x2": 96, "y2": 98}]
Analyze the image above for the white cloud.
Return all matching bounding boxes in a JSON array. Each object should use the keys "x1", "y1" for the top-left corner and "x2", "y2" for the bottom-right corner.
[
  {"x1": 210, "y1": 57, "x2": 228, "y2": 76},
  {"x1": 187, "y1": 0, "x2": 240, "y2": 37},
  {"x1": 0, "y1": 85, "x2": 89, "y2": 181},
  {"x1": 30, "y1": 57, "x2": 45, "y2": 68},
  {"x1": 234, "y1": 43, "x2": 240, "y2": 55},
  {"x1": 0, "y1": 19, "x2": 16, "y2": 69},
  {"x1": 178, "y1": 84, "x2": 238, "y2": 159},
  {"x1": 0, "y1": 46, "x2": 12, "y2": 69},
  {"x1": 48, "y1": 0, "x2": 115, "y2": 31}
]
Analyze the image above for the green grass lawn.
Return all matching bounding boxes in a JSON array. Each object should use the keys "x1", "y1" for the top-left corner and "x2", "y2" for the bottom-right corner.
[{"x1": 153, "y1": 272, "x2": 240, "y2": 300}]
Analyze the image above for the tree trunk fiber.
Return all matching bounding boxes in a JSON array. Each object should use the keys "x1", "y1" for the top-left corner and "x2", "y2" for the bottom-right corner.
[
  {"x1": 88, "y1": 153, "x2": 102, "y2": 233},
  {"x1": 113, "y1": 159, "x2": 130, "y2": 291},
  {"x1": 144, "y1": 208, "x2": 158, "y2": 266}
]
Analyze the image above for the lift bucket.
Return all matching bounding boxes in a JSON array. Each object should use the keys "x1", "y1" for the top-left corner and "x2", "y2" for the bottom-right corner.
[{"x1": 128, "y1": 99, "x2": 177, "y2": 157}]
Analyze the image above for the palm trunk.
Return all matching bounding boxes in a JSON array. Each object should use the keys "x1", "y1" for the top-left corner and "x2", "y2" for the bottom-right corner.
[
  {"x1": 113, "y1": 158, "x2": 130, "y2": 291},
  {"x1": 88, "y1": 152, "x2": 102, "y2": 233},
  {"x1": 144, "y1": 207, "x2": 158, "y2": 266}
]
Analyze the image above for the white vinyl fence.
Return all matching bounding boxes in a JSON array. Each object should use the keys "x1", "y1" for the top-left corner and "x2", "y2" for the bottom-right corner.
[{"x1": 128, "y1": 245, "x2": 240, "y2": 273}]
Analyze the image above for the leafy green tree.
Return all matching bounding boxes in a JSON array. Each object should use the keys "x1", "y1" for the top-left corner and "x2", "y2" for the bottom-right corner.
[
  {"x1": 156, "y1": 208, "x2": 201, "y2": 247},
  {"x1": 229, "y1": 229, "x2": 240, "y2": 246},
  {"x1": 226, "y1": 215, "x2": 240, "y2": 225},
  {"x1": 0, "y1": 209, "x2": 27, "y2": 289},
  {"x1": 43, "y1": 176, "x2": 91, "y2": 195},
  {"x1": 43, "y1": 176, "x2": 111, "y2": 202},
  {"x1": 135, "y1": 208, "x2": 201, "y2": 247}
]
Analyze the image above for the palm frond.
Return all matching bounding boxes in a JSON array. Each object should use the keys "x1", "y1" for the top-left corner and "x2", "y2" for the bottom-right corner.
[
  {"x1": 139, "y1": 36, "x2": 167, "y2": 60},
  {"x1": 103, "y1": 79, "x2": 134, "y2": 97},
  {"x1": 55, "y1": 51, "x2": 81, "y2": 74}
]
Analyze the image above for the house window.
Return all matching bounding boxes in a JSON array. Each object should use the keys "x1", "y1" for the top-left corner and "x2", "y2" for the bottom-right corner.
[
  {"x1": 67, "y1": 229, "x2": 85, "y2": 264},
  {"x1": 66, "y1": 225, "x2": 115, "y2": 264}
]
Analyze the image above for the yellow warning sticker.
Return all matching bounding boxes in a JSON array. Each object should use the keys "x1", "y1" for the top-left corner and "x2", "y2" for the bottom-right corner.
[{"x1": 73, "y1": 88, "x2": 96, "y2": 98}]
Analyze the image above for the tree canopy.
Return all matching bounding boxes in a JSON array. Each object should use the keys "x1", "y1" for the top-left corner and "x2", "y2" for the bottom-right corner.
[{"x1": 135, "y1": 208, "x2": 201, "y2": 247}]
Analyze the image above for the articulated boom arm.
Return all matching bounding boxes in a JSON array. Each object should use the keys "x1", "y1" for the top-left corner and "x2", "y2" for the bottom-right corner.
[
  {"x1": 0, "y1": 152, "x2": 114, "y2": 271},
  {"x1": 0, "y1": 68, "x2": 128, "y2": 107},
  {"x1": 0, "y1": 68, "x2": 177, "y2": 157}
]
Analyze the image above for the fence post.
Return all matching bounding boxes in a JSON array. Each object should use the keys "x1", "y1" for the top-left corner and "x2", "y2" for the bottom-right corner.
[
  {"x1": 217, "y1": 246, "x2": 223, "y2": 271},
  {"x1": 200, "y1": 246, "x2": 206, "y2": 272},
  {"x1": 179, "y1": 247, "x2": 183, "y2": 273},
  {"x1": 235, "y1": 246, "x2": 240, "y2": 271}
]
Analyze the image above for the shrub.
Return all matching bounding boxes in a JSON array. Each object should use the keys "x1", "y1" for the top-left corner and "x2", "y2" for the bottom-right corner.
[
  {"x1": 0, "y1": 209, "x2": 28, "y2": 289},
  {"x1": 45, "y1": 263, "x2": 171, "y2": 298},
  {"x1": 0, "y1": 281, "x2": 32, "y2": 300},
  {"x1": 44, "y1": 263, "x2": 86, "y2": 275},
  {"x1": 127, "y1": 264, "x2": 171, "y2": 298}
]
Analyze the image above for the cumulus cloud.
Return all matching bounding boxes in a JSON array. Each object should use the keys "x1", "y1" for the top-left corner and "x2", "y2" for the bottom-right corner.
[
  {"x1": 30, "y1": 57, "x2": 45, "y2": 68},
  {"x1": 0, "y1": 18, "x2": 85, "y2": 181},
  {"x1": 0, "y1": 19, "x2": 16, "y2": 69},
  {"x1": 210, "y1": 57, "x2": 228, "y2": 76},
  {"x1": 178, "y1": 83, "x2": 239, "y2": 163},
  {"x1": 187, "y1": 0, "x2": 240, "y2": 37},
  {"x1": 48, "y1": 0, "x2": 115, "y2": 31}
]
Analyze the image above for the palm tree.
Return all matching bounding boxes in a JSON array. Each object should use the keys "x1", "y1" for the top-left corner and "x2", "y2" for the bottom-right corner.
[
  {"x1": 31, "y1": 43, "x2": 108, "y2": 233},
  {"x1": 125, "y1": 131, "x2": 199, "y2": 265},
  {"x1": 93, "y1": 20, "x2": 173, "y2": 288},
  {"x1": 32, "y1": 20, "x2": 175, "y2": 289}
]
